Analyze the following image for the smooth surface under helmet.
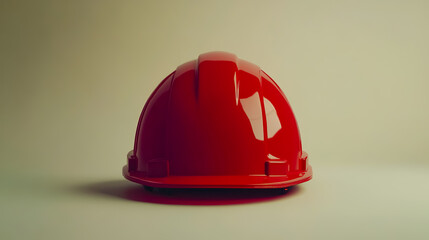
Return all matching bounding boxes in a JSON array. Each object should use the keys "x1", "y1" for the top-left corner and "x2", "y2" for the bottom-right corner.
[{"x1": 123, "y1": 51, "x2": 312, "y2": 189}]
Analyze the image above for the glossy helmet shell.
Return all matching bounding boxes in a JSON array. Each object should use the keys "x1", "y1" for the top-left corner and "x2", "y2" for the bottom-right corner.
[{"x1": 123, "y1": 51, "x2": 312, "y2": 189}]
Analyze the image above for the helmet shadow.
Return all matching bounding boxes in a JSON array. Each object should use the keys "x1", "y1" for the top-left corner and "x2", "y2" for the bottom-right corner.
[{"x1": 73, "y1": 180, "x2": 301, "y2": 206}]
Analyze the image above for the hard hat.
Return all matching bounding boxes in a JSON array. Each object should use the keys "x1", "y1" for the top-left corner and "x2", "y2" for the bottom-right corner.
[{"x1": 123, "y1": 51, "x2": 312, "y2": 190}]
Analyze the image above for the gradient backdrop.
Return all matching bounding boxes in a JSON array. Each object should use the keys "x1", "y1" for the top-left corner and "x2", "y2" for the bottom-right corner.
[{"x1": 1, "y1": 0, "x2": 428, "y2": 239}]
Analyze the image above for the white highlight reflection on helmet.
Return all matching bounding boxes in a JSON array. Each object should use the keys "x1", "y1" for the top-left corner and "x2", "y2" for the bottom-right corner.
[
  {"x1": 264, "y1": 97, "x2": 282, "y2": 139},
  {"x1": 240, "y1": 92, "x2": 264, "y2": 141}
]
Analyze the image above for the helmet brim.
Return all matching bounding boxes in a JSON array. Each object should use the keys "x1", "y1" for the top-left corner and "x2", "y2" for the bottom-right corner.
[{"x1": 123, "y1": 165, "x2": 312, "y2": 189}]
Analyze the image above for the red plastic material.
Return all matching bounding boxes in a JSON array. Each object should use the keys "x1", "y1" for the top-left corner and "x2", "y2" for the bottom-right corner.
[{"x1": 123, "y1": 52, "x2": 312, "y2": 189}]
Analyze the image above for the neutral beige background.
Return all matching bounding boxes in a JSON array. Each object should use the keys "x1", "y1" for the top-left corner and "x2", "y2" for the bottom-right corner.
[{"x1": 1, "y1": 0, "x2": 428, "y2": 239}]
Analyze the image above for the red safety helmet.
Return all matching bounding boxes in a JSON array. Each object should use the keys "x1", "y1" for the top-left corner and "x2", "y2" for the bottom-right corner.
[{"x1": 123, "y1": 51, "x2": 312, "y2": 190}]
